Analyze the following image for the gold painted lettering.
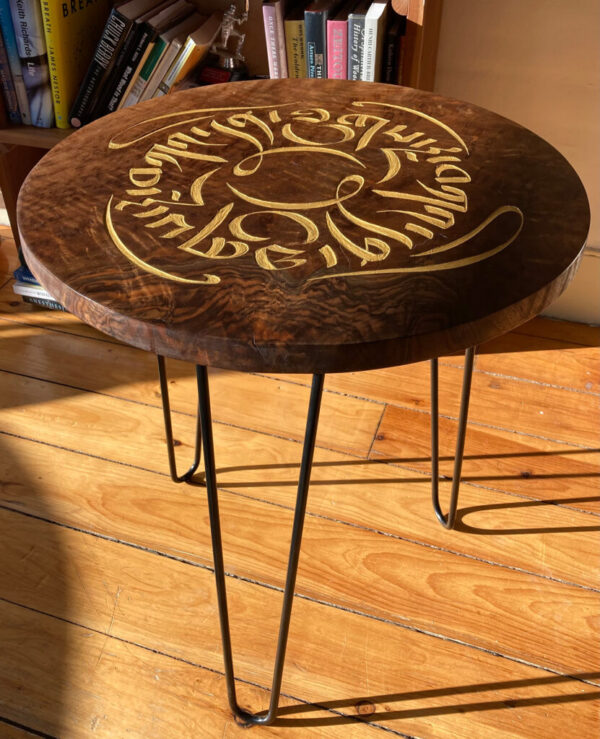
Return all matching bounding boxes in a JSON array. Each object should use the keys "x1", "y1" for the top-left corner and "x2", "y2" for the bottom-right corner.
[
  {"x1": 145, "y1": 212, "x2": 194, "y2": 238},
  {"x1": 255, "y1": 244, "x2": 306, "y2": 271},
  {"x1": 177, "y1": 203, "x2": 235, "y2": 253},
  {"x1": 129, "y1": 167, "x2": 162, "y2": 187}
]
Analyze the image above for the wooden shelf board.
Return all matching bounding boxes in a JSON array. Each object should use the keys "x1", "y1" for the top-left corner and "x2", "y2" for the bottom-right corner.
[{"x1": 0, "y1": 126, "x2": 73, "y2": 150}]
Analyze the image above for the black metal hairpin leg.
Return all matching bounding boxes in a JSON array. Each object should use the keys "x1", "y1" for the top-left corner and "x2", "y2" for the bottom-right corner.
[
  {"x1": 157, "y1": 355, "x2": 202, "y2": 483},
  {"x1": 431, "y1": 346, "x2": 476, "y2": 529},
  {"x1": 198, "y1": 366, "x2": 324, "y2": 726}
]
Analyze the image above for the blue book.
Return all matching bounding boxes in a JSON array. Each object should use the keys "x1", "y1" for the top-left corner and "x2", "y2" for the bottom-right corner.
[
  {"x1": 8, "y1": 0, "x2": 53, "y2": 127},
  {"x1": 13, "y1": 264, "x2": 39, "y2": 284},
  {"x1": 0, "y1": 30, "x2": 19, "y2": 121},
  {"x1": 0, "y1": 0, "x2": 29, "y2": 122}
]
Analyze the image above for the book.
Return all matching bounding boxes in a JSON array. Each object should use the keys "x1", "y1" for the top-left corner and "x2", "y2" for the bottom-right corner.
[
  {"x1": 154, "y1": 11, "x2": 221, "y2": 97},
  {"x1": 0, "y1": 78, "x2": 7, "y2": 124},
  {"x1": 382, "y1": 12, "x2": 405, "y2": 84},
  {"x1": 96, "y1": 0, "x2": 192, "y2": 117},
  {"x1": 39, "y1": 0, "x2": 111, "y2": 128},
  {"x1": 327, "y1": 1, "x2": 357, "y2": 79},
  {"x1": 22, "y1": 294, "x2": 66, "y2": 310},
  {"x1": 262, "y1": 0, "x2": 287, "y2": 79},
  {"x1": 0, "y1": 0, "x2": 30, "y2": 122},
  {"x1": 13, "y1": 263, "x2": 37, "y2": 284},
  {"x1": 347, "y1": 0, "x2": 368, "y2": 80},
  {"x1": 137, "y1": 13, "x2": 206, "y2": 104},
  {"x1": 8, "y1": 0, "x2": 53, "y2": 126},
  {"x1": 69, "y1": 0, "x2": 164, "y2": 128},
  {"x1": 305, "y1": 0, "x2": 342, "y2": 79},
  {"x1": 361, "y1": 0, "x2": 388, "y2": 82},
  {"x1": 12, "y1": 279, "x2": 65, "y2": 310},
  {"x1": 284, "y1": 3, "x2": 306, "y2": 79},
  {"x1": 0, "y1": 28, "x2": 20, "y2": 122}
]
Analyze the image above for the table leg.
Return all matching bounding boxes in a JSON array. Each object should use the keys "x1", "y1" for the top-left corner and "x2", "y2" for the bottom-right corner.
[
  {"x1": 157, "y1": 355, "x2": 202, "y2": 483},
  {"x1": 430, "y1": 346, "x2": 476, "y2": 529},
  {"x1": 198, "y1": 366, "x2": 325, "y2": 726}
]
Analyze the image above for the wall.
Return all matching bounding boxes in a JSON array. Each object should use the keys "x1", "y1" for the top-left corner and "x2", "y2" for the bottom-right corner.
[{"x1": 434, "y1": 0, "x2": 600, "y2": 324}]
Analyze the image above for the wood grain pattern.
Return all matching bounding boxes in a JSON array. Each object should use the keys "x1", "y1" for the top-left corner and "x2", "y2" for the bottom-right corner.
[
  {"x1": 18, "y1": 79, "x2": 589, "y2": 372},
  {"x1": 1, "y1": 511, "x2": 599, "y2": 739}
]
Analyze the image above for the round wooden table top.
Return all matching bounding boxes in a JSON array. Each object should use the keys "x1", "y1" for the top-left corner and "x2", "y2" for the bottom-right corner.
[{"x1": 18, "y1": 79, "x2": 589, "y2": 373}]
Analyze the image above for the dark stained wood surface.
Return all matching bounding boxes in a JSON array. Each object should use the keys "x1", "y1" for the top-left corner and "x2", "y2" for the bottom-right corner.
[{"x1": 17, "y1": 79, "x2": 590, "y2": 372}]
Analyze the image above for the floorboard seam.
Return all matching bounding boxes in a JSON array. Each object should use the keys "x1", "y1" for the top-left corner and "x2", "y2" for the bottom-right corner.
[
  {"x1": 2, "y1": 503, "x2": 599, "y2": 682},
  {"x1": 0, "y1": 596, "x2": 416, "y2": 737},
  {"x1": 0, "y1": 715, "x2": 56, "y2": 739},
  {"x1": 0, "y1": 313, "x2": 124, "y2": 346}
]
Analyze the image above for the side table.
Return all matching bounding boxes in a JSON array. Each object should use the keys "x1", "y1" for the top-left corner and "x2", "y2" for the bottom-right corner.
[{"x1": 17, "y1": 79, "x2": 590, "y2": 725}]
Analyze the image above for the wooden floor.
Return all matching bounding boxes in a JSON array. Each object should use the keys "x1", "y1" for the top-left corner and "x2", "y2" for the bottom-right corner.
[{"x1": 1, "y1": 225, "x2": 599, "y2": 738}]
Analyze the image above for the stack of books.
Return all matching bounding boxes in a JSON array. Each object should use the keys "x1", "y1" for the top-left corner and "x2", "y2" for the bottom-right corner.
[
  {"x1": 0, "y1": 0, "x2": 223, "y2": 129},
  {"x1": 263, "y1": 0, "x2": 405, "y2": 83},
  {"x1": 12, "y1": 264, "x2": 65, "y2": 311}
]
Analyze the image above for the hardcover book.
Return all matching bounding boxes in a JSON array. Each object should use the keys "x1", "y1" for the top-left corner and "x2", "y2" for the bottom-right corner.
[
  {"x1": 262, "y1": 0, "x2": 287, "y2": 79},
  {"x1": 136, "y1": 11, "x2": 205, "y2": 103},
  {"x1": 382, "y1": 11, "x2": 405, "y2": 84},
  {"x1": 347, "y1": 0, "x2": 369, "y2": 80},
  {"x1": 361, "y1": 0, "x2": 388, "y2": 82},
  {"x1": 0, "y1": 30, "x2": 20, "y2": 122},
  {"x1": 9, "y1": 0, "x2": 53, "y2": 126},
  {"x1": 0, "y1": 0, "x2": 29, "y2": 122},
  {"x1": 39, "y1": 0, "x2": 111, "y2": 128},
  {"x1": 284, "y1": 3, "x2": 306, "y2": 79},
  {"x1": 97, "y1": 0, "x2": 192, "y2": 116},
  {"x1": 305, "y1": 0, "x2": 342, "y2": 78},
  {"x1": 154, "y1": 11, "x2": 221, "y2": 97},
  {"x1": 327, "y1": 0, "x2": 358, "y2": 79},
  {"x1": 69, "y1": 0, "x2": 164, "y2": 128}
]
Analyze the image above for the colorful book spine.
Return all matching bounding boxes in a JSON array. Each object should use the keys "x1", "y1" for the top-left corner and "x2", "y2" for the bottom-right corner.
[
  {"x1": 284, "y1": 14, "x2": 306, "y2": 78},
  {"x1": 326, "y1": 17, "x2": 347, "y2": 79},
  {"x1": 361, "y1": 0, "x2": 388, "y2": 82},
  {"x1": 8, "y1": 0, "x2": 53, "y2": 127},
  {"x1": 39, "y1": 0, "x2": 110, "y2": 128},
  {"x1": 304, "y1": 7, "x2": 329, "y2": 78},
  {"x1": 347, "y1": 5, "x2": 365, "y2": 80},
  {"x1": 69, "y1": 8, "x2": 130, "y2": 128},
  {"x1": 120, "y1": 37, "x2": 162, "y2": 108},
  {"x1": 0, "y1": 0, "x2": 29, "y2": 122},
  {"x1": 96, "y1": 21, "x2": 155, "y2": 117},
  {"x1": 262, "y1": 0, "x2": 287, "y2": 79},
  {"x1": 0, "y1": 31, "x2": 20, "y2": 122}
]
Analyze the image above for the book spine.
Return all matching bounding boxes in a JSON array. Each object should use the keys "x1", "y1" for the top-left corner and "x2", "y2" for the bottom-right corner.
[
  {"x1": 140, "y1": 38, "x2": 182, "y2": 102},
  {"x1": 361, "y1": 14, "x2": 376, "y2": 81},
  {"x1": 304, "y1": 10, "x2": 327, "y2": 78},
  {"x1": 21, "y1": 294, "x2": 66, "y2": 310},
  {"x1": 284, "y1": 18, "x2": 306, "y2": 79},
  {"x1": 13, "y1": 264, "x2": 37, "y2": 283},
  {"x1": 0, "y1": 30, "x2": 20, "y2": 122},
  {"x1": 155, "y1": 38, "x2": 192, "y2": 95},
  {"x1": 100, "y1": 23, "x2": 154, "y2": 116},
  {"x1": 122, "y1": 36, "x2": 165, "y2": 108},
  {"x1": 39, "y1": 0, "x2": 64, "y2": 127},
  {"x1": 8, "y1": 0, "x2": 53, "y2": 127},
  {"x1": 262, "y1": 3, "x2": 287, "y2": 79},
  {"x1": 326, "y1": 19, "x2": 346, "y2": 79},
  {"x1": 68, "y1": 8, "x2": 129, "y2": 128},
  {"x1": 347, "y1": 15, "x2": 364, "y2": 80},
  {"x1": 12, "y1": 280, "x2": 51, "y2": 298},
  {"x1": 382, "y1": 20, "x2": 403, "y2": 84},
  {"x1": 0, "y1": 0, "x2": 30, "y2": 122}
]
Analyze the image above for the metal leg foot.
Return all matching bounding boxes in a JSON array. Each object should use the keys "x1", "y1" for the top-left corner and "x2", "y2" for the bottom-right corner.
[
  {"x1": 198, "y1": 367, "x2": 325, "y2": 726},
  {"x1": 157, "y1": 355, "x2": 202, "y2": 483},
  {"x1": 431, "y1": 346, "x2": 475, "y2": 529}
]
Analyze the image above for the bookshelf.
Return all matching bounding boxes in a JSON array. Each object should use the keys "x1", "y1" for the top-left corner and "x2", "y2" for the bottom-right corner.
[{"x1": 0, "y1": 0, "x2": 442, "y2": 248}]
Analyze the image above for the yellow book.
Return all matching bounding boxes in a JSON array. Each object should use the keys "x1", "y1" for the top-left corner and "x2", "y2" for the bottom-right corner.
[
  {"x1": 39, "y1": 0, "x2": 112, "y2": 128},
  {"x1": 284, "y1": 15, "x2": 307, "y2": 79}
]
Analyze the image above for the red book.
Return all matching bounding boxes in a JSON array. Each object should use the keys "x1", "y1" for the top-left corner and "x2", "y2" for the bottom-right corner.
[{"x1": 326, "y1": 8, "x2": 348, "y2": 79}]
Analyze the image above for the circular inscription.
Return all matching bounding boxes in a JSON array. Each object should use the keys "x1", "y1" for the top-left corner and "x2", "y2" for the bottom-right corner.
[
  {"x1": 17, "y1": 80, "x2": 590, "y2": 372},
  {"x1": 105, "y1": 99, "x2": 524, "y2": 286}
]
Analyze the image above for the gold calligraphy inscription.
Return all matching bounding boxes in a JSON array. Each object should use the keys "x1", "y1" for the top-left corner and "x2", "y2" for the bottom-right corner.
[{"x1": 105, "y1": 102, "x2": 524, "y2": 285}]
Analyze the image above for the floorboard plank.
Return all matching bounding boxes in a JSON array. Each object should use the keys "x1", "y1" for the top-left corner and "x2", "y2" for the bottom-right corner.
[
  {"x1": 513, "y1": 317, "x2": 600, "y2": 347},
  {"x1": 2, "y1": 432, "x2": 599, "y2": 592},
  {"x1": 370, "y1": 405, "x2": 600, "y2": 513},
  {"x1": 0, "y1": 323, "x2": 382, "y2": 457},
  {"x1": 0, "y1": 461, "x2": 597, "y2": 678},
  {"x1": 1, "y1": 517, "x2": 599, "y2": 739}
]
